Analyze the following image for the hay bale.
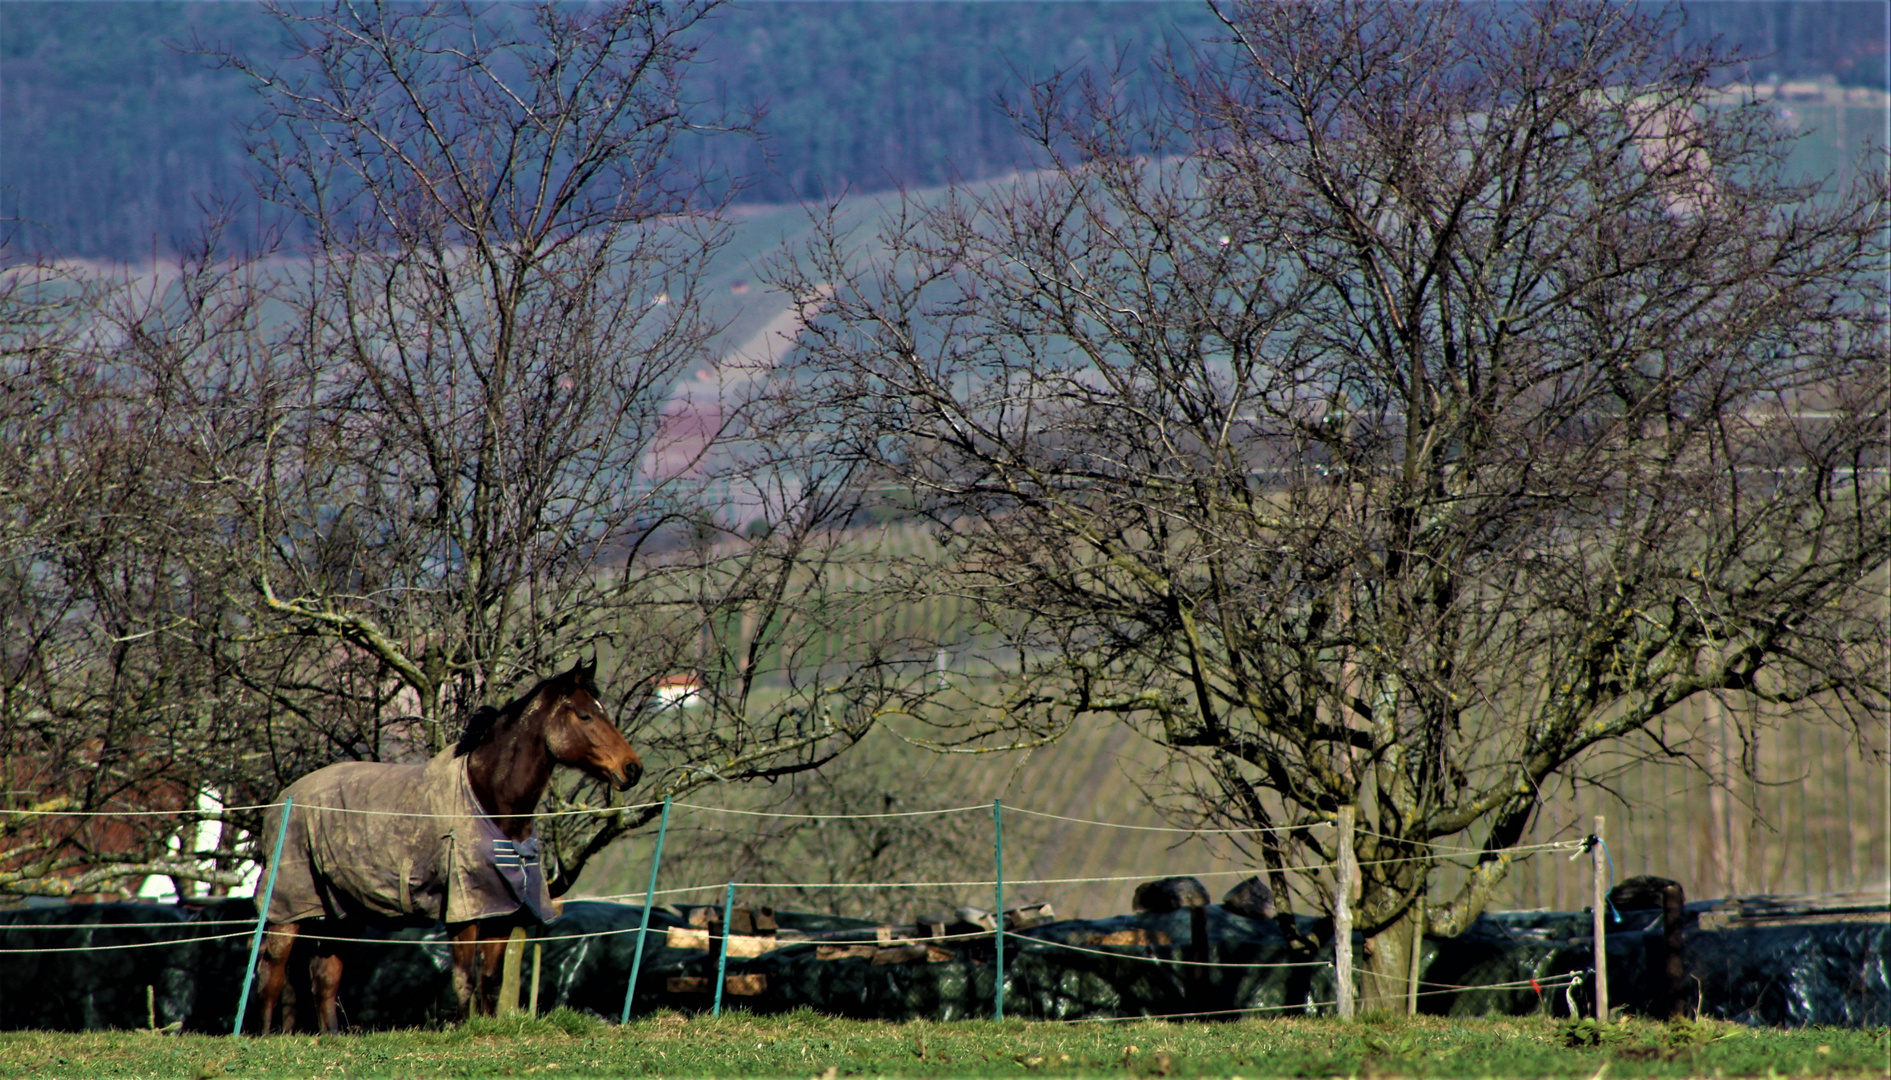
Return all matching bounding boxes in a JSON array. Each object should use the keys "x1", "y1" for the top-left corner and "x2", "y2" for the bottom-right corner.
[
  {"x1": 1610, "y1": 875, "x2": 1682, "y2": 912},
  {"x1": 1132, "y1": 877, "x2": 1209, "y2": 913},
  {"x1": 1221, "y1": 876, "x2": 1279, "y2": 920}
]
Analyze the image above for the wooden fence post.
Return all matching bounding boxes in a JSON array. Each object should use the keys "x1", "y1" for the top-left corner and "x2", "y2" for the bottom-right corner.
[
  {"x1": 1335, "y1": 806, "x2": 1356, "y2": 1019},
  {"x1": 1186, "y1": 903, "x2": 1209, "y2": 1015},
  {"x1": 529, "y1": 940, "x2": 543, "y2": 1018},
  {"x1": 498, "y1": 927, "x2": 528, "y2": 1016},
  {"x1": 1406, "y1": 905, "x2": 1424, "y2": 1016},
  {"x1": 993, "y1": 799, "x2": 1006, "y2": 1021},
  {"x1": 1592, "y1": 814, "x2": 1609, "y2": 1023},
  {"x1": 1660, "y1": 882, "x2": 1688, "y2": 1018}
]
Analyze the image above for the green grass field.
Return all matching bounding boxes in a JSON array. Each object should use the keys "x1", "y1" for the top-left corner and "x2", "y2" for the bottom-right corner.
[{"x1": 2, "y1": 1011, "x2": 1884, "y2": 1080}]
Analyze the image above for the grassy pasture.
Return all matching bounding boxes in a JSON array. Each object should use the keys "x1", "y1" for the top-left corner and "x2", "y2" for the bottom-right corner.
[{"x1": 2, "y1": 1011, "x2": 1883, "y2": 1080}]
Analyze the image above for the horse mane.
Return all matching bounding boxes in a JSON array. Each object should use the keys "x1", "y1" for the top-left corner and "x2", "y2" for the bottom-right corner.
[
  {"x1": 454, "y1": 705, "x2": 506, "y2": 757},
  {"x1": 454, "y1": 665, "x2": 602, "y2": 757}
]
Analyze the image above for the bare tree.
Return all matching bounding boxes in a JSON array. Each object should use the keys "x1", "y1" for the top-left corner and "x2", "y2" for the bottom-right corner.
[
  {"x1": 648, "y1": 749, "x2": 995, "y2": 924},
  {"x1": 211, "y1": 0, "x2": 737, "y2": 751},
  {"x1": 771, "y1": 0, "x2": 1889, "y2": 1008},
  {"x1": 203, "y1": 0, "x2": 946, "y2": 891},
  {"x1": 0, "y1": 0, "x2": 948, "y2": 900},
  {"x1": 0, "y1": 248, "x2": 276, "y2": 898}
]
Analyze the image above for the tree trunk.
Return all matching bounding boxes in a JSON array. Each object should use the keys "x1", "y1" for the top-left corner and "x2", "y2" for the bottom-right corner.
[{"x1": 1359, "y1": 908, "x2": 1421, "y2": 1015}]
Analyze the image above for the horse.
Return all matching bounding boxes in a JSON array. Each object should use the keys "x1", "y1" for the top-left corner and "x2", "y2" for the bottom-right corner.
[{"x1": 252, "y1": 658, "x2": 641, "y2": 1034}]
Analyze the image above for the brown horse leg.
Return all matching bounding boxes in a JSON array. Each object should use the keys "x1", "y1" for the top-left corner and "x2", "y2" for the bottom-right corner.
[
  {"x1": 448, "y1": 923, "x2": 481, "y2": 1020},
  {"x1": 470, "y1": 928, "x2": 509, "y2": 1017},
  {"x1": 257, "y1": 921, "x2": 298, "y2": 1035},
  {"x1": 448, "y1": 923, "x2": 511, "y2": 1020},
  {"x1": 308, "y1": 936, "x2": 346, "y2": 1035}
]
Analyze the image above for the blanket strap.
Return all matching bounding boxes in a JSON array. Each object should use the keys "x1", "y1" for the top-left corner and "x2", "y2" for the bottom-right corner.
[{"x1": 444, "y1": 828, "x2": 456, "y2": 919}]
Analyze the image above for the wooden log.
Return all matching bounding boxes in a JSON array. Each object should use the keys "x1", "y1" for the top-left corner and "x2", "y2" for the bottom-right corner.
[
  {"x1": 665, "y1": 927, "x2": 787, "y2": 958},
  {"x1": 1004, "y1": 902, "x2": 1056, "y2": 929},
  {"x1": 1696, "y1": 891, "x2": 1891, "y2": 929},
  {"x1": 815, "y1": 944, "x2": 877, "y2": 961},
  {"x1": 1089, "y1": 928, "x2": 1172, "y2": 947},
  {"x1": 871, "y1": 944, "x2": 948, "y2": 965},
  {"x1": 1703, "y1": 908, "x2": 1891, "y2": 928},
  {"x1": 724, "y1": 974, "x2": 768, "y2": 996}
]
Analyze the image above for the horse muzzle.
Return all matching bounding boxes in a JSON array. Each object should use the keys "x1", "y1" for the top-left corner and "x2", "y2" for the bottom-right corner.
[{"x1": 609, "y1": 756, "x2": 643, "y2": 791}]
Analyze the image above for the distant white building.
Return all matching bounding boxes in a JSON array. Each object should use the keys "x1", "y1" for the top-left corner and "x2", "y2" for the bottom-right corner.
[{"x1": 653, "y1": 674, "x2": 702, "y2": 708}]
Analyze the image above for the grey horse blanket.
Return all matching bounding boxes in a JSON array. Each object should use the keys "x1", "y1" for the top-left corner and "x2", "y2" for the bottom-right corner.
[{"x1": 261, "y1": 749, "x2": 554, "y2": 926}]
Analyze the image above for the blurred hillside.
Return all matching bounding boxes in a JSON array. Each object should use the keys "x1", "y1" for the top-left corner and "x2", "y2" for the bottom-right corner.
[{"x1": 4, "y1": 0, "x2": 1886, "y2": 262}]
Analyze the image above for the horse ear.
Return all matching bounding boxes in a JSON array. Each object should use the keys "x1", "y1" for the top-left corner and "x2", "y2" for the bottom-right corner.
[{"x1": 575, "y1": 654, "x2": 597, "y2": 681}]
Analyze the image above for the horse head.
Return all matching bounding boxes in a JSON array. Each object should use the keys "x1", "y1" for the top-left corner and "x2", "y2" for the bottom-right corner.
[{"x1": 540, "y1": 656, "x2": 643, "y2": 791}]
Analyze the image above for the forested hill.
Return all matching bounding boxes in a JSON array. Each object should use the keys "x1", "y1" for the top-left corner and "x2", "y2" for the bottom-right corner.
[{"x1": 3, "y1": 0, "x2": 1886, "y2": 262}]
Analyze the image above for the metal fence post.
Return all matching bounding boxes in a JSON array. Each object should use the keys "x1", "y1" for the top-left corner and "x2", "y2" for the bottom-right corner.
[
  {"x1": 712, "y1": 881, "x2": 735, "y2": 1018},
  {"x1": 621, "y1": 797, "x2": 671, "y2": 1024},
  {"x1": 1334, "y1": 805, "x2": 1355, "y2": 1019},
  {"x1": 993, "y1": 798, "x2": 1005, "y2": 1021},
  {"x1": 233, "y1": 796, "x2": 293, "y2": 1037}
]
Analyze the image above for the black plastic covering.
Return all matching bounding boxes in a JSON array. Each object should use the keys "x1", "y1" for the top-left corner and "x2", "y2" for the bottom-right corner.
[{"x1": 1, "y1": 897, "x2": 1882, "y2": 1031}]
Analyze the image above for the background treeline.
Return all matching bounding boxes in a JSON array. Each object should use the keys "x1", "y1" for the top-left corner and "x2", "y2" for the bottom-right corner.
[
  {"x1": 2, "y1": 0, "x2": 1885, "y2": 946},
  {"x1": 3, "y1": 0, "x2": 1887, "y2": 263}
]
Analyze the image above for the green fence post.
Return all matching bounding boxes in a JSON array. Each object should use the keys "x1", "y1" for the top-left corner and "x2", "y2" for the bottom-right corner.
[
  {"x1": 233, "y1": 796, "x2": 293, "y2": 1037},
  {"x1": 993, "y1": 798, "x2": 1005, "y2": 1021},
  {"x1": 712, "y1": 881, "x2": 736, "y2": 1017},
  {"x1": 620, "y1": 797, "x2": 672, "y2": 1024}
]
